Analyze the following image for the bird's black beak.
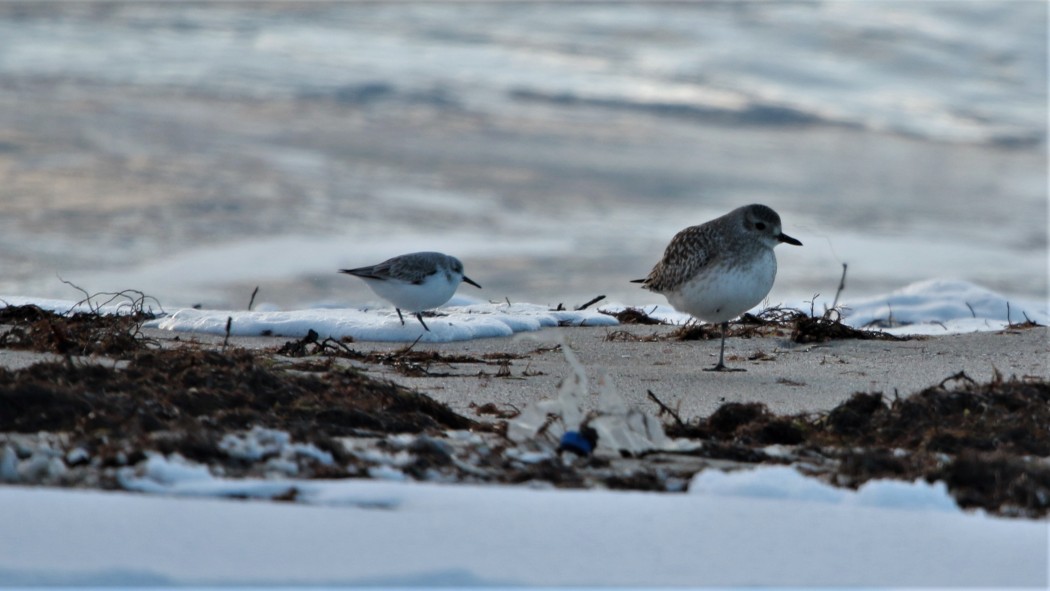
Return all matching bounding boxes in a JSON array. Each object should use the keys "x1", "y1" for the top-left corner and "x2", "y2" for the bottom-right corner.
[
  {"x1": 463, "y1": 276, "x2": 482, "y2": 288},
  {"x1": 778, "y1": 232, "x2": 802, "y2": 246}
]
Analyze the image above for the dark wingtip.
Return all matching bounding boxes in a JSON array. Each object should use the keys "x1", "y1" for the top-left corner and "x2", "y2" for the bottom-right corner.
[{"x1": 340, "y1": 268, "x2": 382, "y2": 280}]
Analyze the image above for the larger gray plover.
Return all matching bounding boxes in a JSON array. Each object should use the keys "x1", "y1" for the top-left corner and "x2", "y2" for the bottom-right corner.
[
  {"x1": 340, "y1": 251, "x2": 482, "y2": 331},
  {"x1": 632, "y1": 204, "x2": 802, "y2": 371}
]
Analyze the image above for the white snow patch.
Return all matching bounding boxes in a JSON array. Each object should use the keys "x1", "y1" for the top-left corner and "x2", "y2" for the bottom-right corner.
[
  {"x1": 218, "y1": 426, "x2": 334, "y2": 467},
  {"x1": 122, "y1": 453, "x2": 214, "y2": 489},
  {"x1": 605, "y1": 279, "x2": 1049, "y2": 336},
  {"x1": 834, "y1": 278, "x2": 1048, "y2": 335},
  {"x1": 4, "y1": 279, "x2": 1044, "y2": 341},
  {"x1": 689, "y1": 465, "x2": 960, "y2": 512},
  {"x1": 144, "y1": 300, "x2": 617, "y2": 343}
]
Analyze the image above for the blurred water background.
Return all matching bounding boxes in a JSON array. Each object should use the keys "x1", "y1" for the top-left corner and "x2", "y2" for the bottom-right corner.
[{"x1": 0, "y1": 1, "x2": 1045, "y2": 310}]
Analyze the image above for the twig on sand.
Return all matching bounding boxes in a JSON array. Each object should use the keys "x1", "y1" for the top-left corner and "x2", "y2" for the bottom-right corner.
[
  {"x1": 939, "y1": 371, "x2": 976, "y2": 389},
  {"x1": 804, "y1": 293, "x2": 821, "y2": 318},
  {"x1": 647, "y1": 389, "x2": 686, "y2": 429},
  {"x1": 58, "y1": 277, "x2": 163, "y2": 317},
  {"x1": 319, "y1": 336, "x2": 356, "y2": 354},
  {"x1": 395, "y1": 334, "x2": 425, "y2": 356},
  {"x1": 575, "y1": 295, "x2": 606, "y2": 311},
  {"x1": 830, "y1": 263, "x2": 847, "y2": 311},
  {"x1": 248, "y1": 286, "x2": 260, "y2": 311},
  {"x1": 222, "y1": 316, "x2": 233, "y2": 352}
]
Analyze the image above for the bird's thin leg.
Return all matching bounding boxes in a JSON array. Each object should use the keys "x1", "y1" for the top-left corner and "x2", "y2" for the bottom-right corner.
[
  {"x1": 704, "y1": 321, "x2": 744, "y2": 372},
  {"x1": 716, "y1": 325, "x2": 727, "y2": 368},
  {"x1": 415, "y1": 312, "x2": 431, "y2": 332},
  {"x1": 395, "y1": 308, "x2": 406, "y2": 325}
]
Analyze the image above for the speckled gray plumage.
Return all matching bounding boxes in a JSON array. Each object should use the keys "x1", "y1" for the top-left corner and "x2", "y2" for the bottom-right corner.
[
  {"x1": 342, "y1": 251, "x2": 465, "y2": 285},
  {"x1": 633, "y1": 203, "x2": 801, "y2": 371},
  {"x1": 635, "y1": 204, "x2": 789, "y2": 294}
]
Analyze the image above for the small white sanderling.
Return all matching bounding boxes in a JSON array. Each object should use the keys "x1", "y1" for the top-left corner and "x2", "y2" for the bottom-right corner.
[
  {"x1": 633, "y1": 204, "x2": 802, "y2": 371},
  {"x1": 340, "y1": 251, "x2": 482, "y2": 331}
]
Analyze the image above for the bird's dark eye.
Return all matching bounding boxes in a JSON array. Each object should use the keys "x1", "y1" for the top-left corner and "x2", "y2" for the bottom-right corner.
[{"x1": 755, "y1": 222, "x2": 767, "y2": 230}]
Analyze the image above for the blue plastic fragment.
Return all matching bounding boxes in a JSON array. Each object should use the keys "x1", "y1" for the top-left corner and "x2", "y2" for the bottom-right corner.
[{"x1": 558, "y1": 430, "x2": 594, "y2": 456}]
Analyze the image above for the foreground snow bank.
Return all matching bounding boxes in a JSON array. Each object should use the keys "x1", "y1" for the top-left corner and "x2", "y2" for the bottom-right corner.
[{"x1": 1, "y1": 469, "x2": 1045, "y2": 587}]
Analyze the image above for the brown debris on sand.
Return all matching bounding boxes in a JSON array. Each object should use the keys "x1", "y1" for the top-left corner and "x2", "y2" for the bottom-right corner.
[
  {"x1": 599, "y1": 306, "x2": 670, "y2": 325},
  {"x1": 0, "y1": 346, "x2": 474, "y2": 485},
  {"x1": 0, "y1": 305, "x2": 1045, "y2": 517},
  {"x1": 0, "y1": 304, "x2": 156, "y2": 356},
  {"x1": 792, "y1": 314, "x2": 906, "y2": 343},
  {"x1": 663, "y1": 372, "x2": 1050, "y2": 517},
  {"x1": 274, "y1": 332, "x2": 526, "y2": 377},
  {"x1": 601, "y1": 304, "x2": 905, "y2": 343}
]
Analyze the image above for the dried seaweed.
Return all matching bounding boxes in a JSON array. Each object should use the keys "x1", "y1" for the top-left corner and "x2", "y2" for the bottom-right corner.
[
  {"x1": 600, "y1": 307, "x2": 670, "y2": 325},
  {"x1": 0, "y1": 346, "x2": 474, "y2": 480},
  {"x1": 0, "y1": 304, "x2": 155, "y2": 356},
  {"x1": 792, "y1": 314, "x2": 905, "y2": 343},
  {"x1": 661, "y1": 373, "x2": 1050, "y2": 516}
]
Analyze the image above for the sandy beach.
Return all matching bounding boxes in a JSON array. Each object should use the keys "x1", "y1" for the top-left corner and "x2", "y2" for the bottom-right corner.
[
  {"x1": 149, "y1": 324, "x2": 1049, "y2": 421},
  {"x1": 4, "y1": 322, "x2": 1044, "y2": 419},
  {"x1": 3, "y1": 311, "x2": 1045, "y2": 510}
]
